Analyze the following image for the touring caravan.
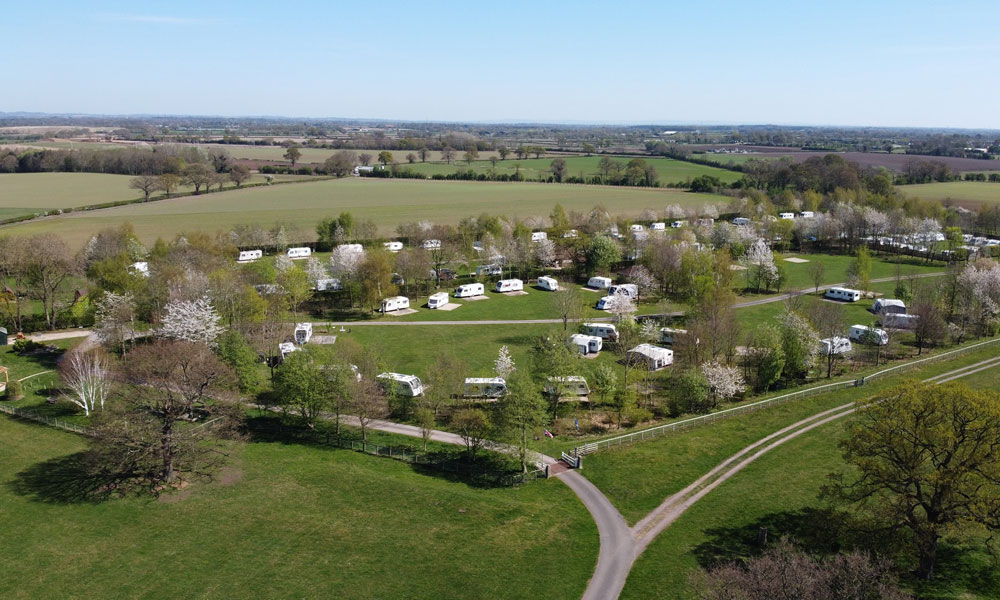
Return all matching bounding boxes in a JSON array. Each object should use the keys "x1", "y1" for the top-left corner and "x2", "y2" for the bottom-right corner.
[
  {"x1": 882, "y1": 313, "x2": 920, "y2": 329},
  {"x1": 629, "y1": 224, "x2": 645, "y2": 233},
  {"x1": 819, "y1": 336, "x2": 852, "y2": 355},
  {"x1": 381, "y1": 296, "x2": 410, "y2": 312},
  {"x1": 650, "y1": 222, "x2": 666, "y2": 231},
  {"x1": 278, "y1": 342, "x2": 300, "y2": 360},
  {"x1": 237, "y1": 249, "x2": 263, "y2": 263},
  {"x1": 545, "y1": 376, "x2": 591, "y2": 398},
  {"x1": 464, "y1": 377, "x2": 507, "y2": 399},
  {"x1": 628, "y1": 344, "x2": 674, "y2": 370},
  {"x1": 314, "y1": 278, "x2": 342, "y2": 292},
  {"x1": 286, "y1": 247, "x2": 312, "y2": 259},
  {"x1": 377, "y1": 372, "x2": 424, "y2": 397},
  {"x1": 671, "y1": 220, "x2": 685, "y2": 228},
  {"x1": 825, "y1": 287, "x2": 862, "y2": 302},
  {"x1": 849, "y1": 324, "x2": 889, "y2": 345},
  {"x1": 495, "y1": 279, "x2": 524, "y2": 293},
  {"x1": 531, "y1": 231, "x2": 548, "y2": 242},
  {"x1": 427, "y1": 292, "x2": 449, "y2": 309},
  {"x1": 659, "y1": 327, "x2": 688, "y2": 345},
  {"x1": 454, "y1": 283, "x2": 485, "y2": 298},
  {"x1": 476, "y1": 264, "x2": 503, "y2": 277},
  {"x1": 779, "y1": 212, "x2": 795, "y2": 220},
  {"x1": 609, "y1": 284, "x2": 638, "y2": 299},
  {"x1": 383, "y1": 241, "x2": 403, "y2": 253},
  {"x1": 587, "y1": 276, "x2": 613, "y2": 290},
  {"x1": 583, "y1": 322, "x2": 619, "y2": 341},
  {"x1": 733, "y1": 217, "x2": 751, "y2": 225},
  {"x1": 872, "y1": 299, "x2": 906, "y2": 315},
  {"x1": 562, "y1": 229, "x2": 578, "y2": 238},
  {"x1": 567, "y1": 334, "x2": 603, "y2": 355},
  {"x1": 799, "y1": 211, "x2": 815, "y2": 219},
  {"x1": 537, "y1": 276, "x2": 559, "y2": 291},
  {"x1": 294, "y1": 322, "x2": 313, "y2": 345},
  {"x1": 421, "y1": 239, "x2": 441, "y2": 250},
  {"x1": 595, "y1": 295, "x2": 616, "y2": 310}
]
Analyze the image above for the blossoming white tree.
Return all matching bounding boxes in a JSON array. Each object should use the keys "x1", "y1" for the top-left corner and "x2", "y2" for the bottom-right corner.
[
  {"x1": 701, "y1": 361, "x2": 745, "y2": 404},
  {"x1": 741, "y1": 237, "x2": 778, "y2": 293},
  {"x1": 534, "y1": 238, "x2": 556, "y2": 266},
  {"x1": 275, "y1": 254, "x2": 294, "y2": 273},
  {"x1": 629, "y1": 265, "x2": 657, "y2": 297},
  {"x1": 494, "y1": 345, "x2": 516, "y2": 379},
  {"x1": 607, "y1": 292, "x2": 637, "y2": 322},
  {"x1": 328, "y1": 245, "x2": 364, "y2": 278},
  {"x1": 94, "y1": 291, "x2": 136, "y2": 353},
  {"x1": 62, "y1": 351, "x2": 112, "y2": 416},
  {"x1": 305, "y1": 256, "x2": 329, "y2": 286},
  {"x1": 159, "y1": 296, "x2": 224, "y2": 347}
]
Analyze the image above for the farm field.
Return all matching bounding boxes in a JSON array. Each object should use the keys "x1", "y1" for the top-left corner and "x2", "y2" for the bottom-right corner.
[
  {"x1": 619, "y1": 350, "x2": 1000, "y2": 600},
  {"x1": 0, "y1": 178, "x2": 728, "y2": 249},
  {"x1": 899, "y1": 181, "x2": 1000, "y2": 209},
  {"x1": 400, "y1": 156, "x2": 742, "y2": 184},
  {"x1": 683, "y1": 145, "x2": 1000, "y2": 173},
  {"x1": 0, "y1": 416, "x2": 597, "y2": 600}
]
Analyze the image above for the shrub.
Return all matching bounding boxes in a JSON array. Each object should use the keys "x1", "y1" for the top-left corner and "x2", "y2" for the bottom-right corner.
[
  {"x1": 5, "y1": 379, "x2": 23, "y2": 400},
  {"x1": 11, "y1": 338, "x2": 39, "y2": 354}
]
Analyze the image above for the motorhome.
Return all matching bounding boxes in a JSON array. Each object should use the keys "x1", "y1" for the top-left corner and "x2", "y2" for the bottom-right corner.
[
  {"x1": 537, "y1": 276, "x2": 559, "y2": 291},
  {"x1": 819, "y1": 336, "x2": 852, "y2": 355},
  {"x1": 531, "y1": 231, "x2": 548, "y2": 242},
  {"x1": 881, "y1": 313, "x2": 920, "y2": 329},
  {"x1": 650, "y1": 222, "x2": 666, "y2": 231},
  {"x1": 587, "y1": 276, "x2": 612, "y2": 289},
  {"x1": 454, "y1": 283, "x2": 485, "y2": 298},
  {"x1": 659, "y1": 327, "x2": 688, "y2": 345},
  {"x1": 872, "y1": 299, "x2": 906, "y2": 315},
  {"x1": 376, "y1": 372, "x2": 424, "y2": 397},
  {"x1": 464, "y1": 377, "x2": 507, "y2": 399},
  {"x1": 476, "y1": 264, "x2": 503, "y2": 277},
  {"x1": 286, "y1": 247, "x2": 311, "y2": 259},
  {"x1": 567, "y1": 334, "x2": 603, "y2": 355},
  {"x1": 824, "y1": 287, "x2": 862, "y2": 302},
  {"x1": 628, "y1": 344, "x2": 674, "y2": 370},
  {"x1": 583, "y1": 322, "x2": 619, "y2": 341},
  {"x1": 421, "y1": 239, "x2": 441, "y2": 250},
  {"x1": 849, "y1": 324, "x2": 889, "y2": 345},
  {"x1": 779, "y1": 212, "x2": 795, "y2": 220},
  {"x1": 733, "y1": 217, "x2": 751, "y2": 225},
  {"x1": 609, "y1": 284, "x2": 638, "y2": 299},
  {"x1": 545, "y1": 376, "x2": 591, "y2": 398},
  {"x1": 383, "y1": 241, "x2": 403, "y2": 253},
  {"x1": 314, "y1": 278, "x2": 342, "y2": 292},
  {"x1": 294, "y1": 322, "x2": 313, "y2": 344},
  {"x1": 427, "y1": 292, "x2": 449, "y2": 309},
  {"x1": 381, "y1": 296, "x2": 410, "y2": 312},
  {"x1": 495, "y1": 279, "x2": 524, "y2": 293},
  {"x1": 237, "y1": 249, "x2": 263, "y2": 263}
]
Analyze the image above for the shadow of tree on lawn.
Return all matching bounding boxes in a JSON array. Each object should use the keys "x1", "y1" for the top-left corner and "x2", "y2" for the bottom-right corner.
[{"x1": 8, "y1": 452, "x2": 111, "y2": 505}]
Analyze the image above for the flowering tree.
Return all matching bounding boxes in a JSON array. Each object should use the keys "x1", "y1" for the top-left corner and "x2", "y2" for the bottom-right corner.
[
  {"x1": 275, "y1": 254, "x2": 294, "y2": 273},
  {"x1": 94, "y1": 291, "x2": 136, "y2": 353},
  {"x1": 61, "y1": 350, "x2": 112, "y2": 416},
  {"x1": 779, "y1": 310, "x2": 821, "y2": 378},
  {"x1": 494, "y1": 345, "x2": 516, "y2": 379},
  {"x1": 159, "y1": 296, "x2": 224, "y2": 347},
  {"x1": 328, "y1": 245, "x2": 364, "y2": 278},
  {"x1": 741, "y1": 237, "x2": 778, "y2": 293},
  {"x1": 956, "y1": 260, "x2": 1000, "y2": 336},
  {"x1": 629, "y1": 265, "x2": 657, "y2": 297},
  {"x1": 607, "y1": 292, "x2": 637, "y2": 322},
  {"x1": 534, "y1": 238, "x2": 556, "y2": 266},
  {"x1": 305, "y1": 256, "x2": 329, "y2": 286},
  {"x1": 701, "y1": 361, "x2": 745, "y2": 404}
]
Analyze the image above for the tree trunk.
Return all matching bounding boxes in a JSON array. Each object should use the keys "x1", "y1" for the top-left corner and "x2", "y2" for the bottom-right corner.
[
  {"x1": 918, "y1": 536, "x2": 938, "y2": 580},
  {"x1": 162, "y1": 420, "x2": 175, "y2": 483}
]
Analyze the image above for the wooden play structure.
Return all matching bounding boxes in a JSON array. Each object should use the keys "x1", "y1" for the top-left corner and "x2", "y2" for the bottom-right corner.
[{"x1": 0, "y1": 366, "x2": 8, "y2": 394}]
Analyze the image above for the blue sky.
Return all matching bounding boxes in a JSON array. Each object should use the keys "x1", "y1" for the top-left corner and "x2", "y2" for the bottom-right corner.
[{"x1": 5, "y1": 1, "x2": 1000, "y2": 128}]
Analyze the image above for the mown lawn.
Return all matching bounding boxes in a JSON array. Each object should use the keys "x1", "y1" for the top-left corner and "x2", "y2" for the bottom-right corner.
[{"x1": 0, "y1": 416, "x2": 597, "y2": 600}]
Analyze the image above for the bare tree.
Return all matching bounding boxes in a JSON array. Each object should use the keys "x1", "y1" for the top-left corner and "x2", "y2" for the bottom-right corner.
[
  {"x1": 453, "y1": 408, "x2": 490, "y2": 459},
  {"x1": 24, "y1": 234, "x2": 78, "y2": 330},
  {"x1": 358, "y1": 153, "x2": 373, "y2": 167},
  {"x1": 228, "y1": 164, "x2": 251, "y2": 188},
  {"x1": 351, "y1": 377, "x2": 389, "y2": 443},
  {"x1": 553, "y1": 284, "x2": 583, "y2": 330},
  {"x1": 94, "y1": 291, "x2": 137, "y2": 354},
  {"x1": 441, "y1": 146, "x2": 455, "y2": 164},
  {"x1": 129, "y1": 174, "x2": 160, "y2": 201},
  {"x1": 181, "y1": 163, "x2": 214, "y2": 194},
  {"x1": 0, "y1": 236, "x2": 31, "y2": 332},
  {"x1": 61, "y1": 349, "x2": 112, "y2": 416},
  {"x1": 808, "y1": 260, "x2": 826, "y2": 293}
]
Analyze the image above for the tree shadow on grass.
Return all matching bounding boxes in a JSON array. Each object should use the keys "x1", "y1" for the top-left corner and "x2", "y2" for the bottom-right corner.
[{"x1": 8, "y1": 451, "x2": 111, "y2": 505}]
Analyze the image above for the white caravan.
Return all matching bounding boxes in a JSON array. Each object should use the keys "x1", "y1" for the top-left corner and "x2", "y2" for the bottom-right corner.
[
  {"x1": 383, "y1": 241, "x2": 403, "y2": 253},
  {"x1": 849, "y1": 324, "x2": 889, "y2": 345},
  {"x1": 825, "y1": 287, "x2": 862, "y2": 302},
  {"x1": 818, "y1": 336, "x2": 852, "y2": 355},
  {"x1": 237, "y1": 249, "x2": 263, "y2": 263},
  {"x1": 671, "y1": 220, "x2": 685, "y2": 228},
  {"x1": 495, "y1": 279, "x2": 524, "y2": 293},
  {"x1": 587, "y1": 276, "x2": 613, "y2": 289},
  {"x1": 421, "y1": 239, "x2": 441, "y2": 250},
  {"x1": 531, "y1": 231, "x2": 548, "y2": 242},
  {"x1": 629, "y1": 224, "x2": 645, "y2": 232},
  {"x1": 562, "y1": 229, "x2": 579, "y2": 238},
  {"x1": 377, "y1": 372, "x2": 424, "y2": 397},
  {"x1": 882, "y1": 313, "x2": 920, "y2": 329},
  {"x1": 567, "y1": 334, "x2": 603, "y2": 355},
  {"x1": 427, "y1": 292, "x2": 449, "y2": 309},
  {"x1": 609, "y1": 284, "x2": 638, "y2": 299},
  {"x1": 583, "y1": 322, "x2": 619, "y2": 341},
  {"x1": 278, "y1": 342, "x2": 300, "y2": 360},
  {"x1": 872, "y1": 299, "x2": 906, "y2": 315},
  {"x1": 659, "y1": 327, "x2": 688, "y2": 345},
  {"x1": 464, "y1": 377, "x2": 507, "y2": 399},
  {"x1": 130, "y1": 262, "x2": 150, "y2": 277},
  {"x1": 537, "y1": 276, "x2": 559, "y2": 291},
  {"x1": 628, "y1": 344, "x2": 674, "y2": 370},
  {"x1": 799, "y1": 211, "x2": 815, "y2": 218},
  {"x1": 595, "y1": 295, "x2": 617, "y2": 310},
  {"x1": 286, "y1": 247, "x2": 311, "y2": 259},
  {"x1": 733, "y1": 217, "x2": 751, "y2": 225},
  {"x1": 294, "y1": 322, "x2": 313, "y2": 345},
  {"x1": 545, "y1": 376, "x2": 591, "y2": 398},
  {"x1": 454, "y1": 283, "x2": 485, "y2": 298},
  {"x1": 476, "y1": 264, "x2": 503, "y2": 277},
  {"x1": 779, "y1": 212, "x2": 795, "y2": 220},
  {"x1": 650, "y1": 222, "x2": 666, "y2": 231},
  {"x1": 381, "y1": 296, "x2": 410, "y2": 312},
  {"x1": 314, "y1": 278, "x2": 342, "y2": 292}
]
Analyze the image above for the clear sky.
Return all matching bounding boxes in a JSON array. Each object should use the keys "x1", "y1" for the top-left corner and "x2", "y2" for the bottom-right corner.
[{"x1": 5, "y1": 0, "x2": 1000, "y2": 129}]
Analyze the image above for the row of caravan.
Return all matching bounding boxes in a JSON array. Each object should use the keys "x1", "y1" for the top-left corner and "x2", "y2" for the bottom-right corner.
[{"x1": 375, "y1": 373, "x2": 591, "y2": 400}]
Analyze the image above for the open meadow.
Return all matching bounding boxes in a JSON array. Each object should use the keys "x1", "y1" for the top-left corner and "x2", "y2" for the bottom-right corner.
[
  {"x1": 900, "y1": 181, "x2": 1000, "y2": 209},
  {"x1": 0, "y1": 177, "x2": 728, "y2": 248}
]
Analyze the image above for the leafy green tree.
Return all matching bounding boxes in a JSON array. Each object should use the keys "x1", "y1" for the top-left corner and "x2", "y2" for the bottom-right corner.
[
  {"x1": 424, "y1": 352, "x2": 465, "y2": 415},
  {"x1": 323, "y1": 150, "x2": 357, "y2": 177},
  {"x1": 272, "y1": 347, "x2": 339, "y2": 428},
  {"x1": 550, "y1": 203, "x2": 569, "y2": 231},
  {"x1": 497, "y1": 146, "x2": 509, "y2": 160},
  {"x1": 357, "y1": 250, "x2": 397, "y2": 313},
  {"x1": 463, "y1": 145, "x2": 479, "y2": 165},
  {"x1": 284, "y1": 146, "x2": 302, "y2": 167},
  {"x1": 853, "y1": 246, "x2": 872, "y2": 293},
  {"x1": 668, "y1": 369, "x2": 710, "y2": 416},
  {"x1": 550, "y1": 158, "x2": 567, "y2": 182},
  {"x1": 415, "y1": 407, "x2": 435, "y2": 451},
  {"x1": 217, "y1": 330, "x2": 265, "y2": 394},
  {"x1": 585, "y1": 235, "x2": 621, "y2": 275},
  {"x1": 377, "y1": 151, "x2": 394, "y2": 166},
  {"x1": 742, "y1": 325, "x2": 784, "y2": 392},
  {"x1": 592, "y1": 363, "x2": 618, "y2": 407},
  {"x1": 453, "y1": 408, "x2": 491, "y2": 459},
  {"x1": 778, "y1": 310, "x2": 819, "y2": 379},
  {"x1": 228, "y1": 164, "x2": 251, "y2": 187},
  {"x1": 496, "y1": 372, "x2": 547, "y2": 472},
  {"x1": 277, "y1": 267, "x2": 311, "y2": 318},
  {"x1": 582, "y1": 143, "x2": 595, "y2": 156},
  {"x1": 824, "y1": 381, "x2": 1000, "y2": 581}
]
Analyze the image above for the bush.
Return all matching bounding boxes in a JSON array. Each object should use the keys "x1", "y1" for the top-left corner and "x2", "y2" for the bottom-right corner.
[
  {"x1": 5, "y1": 379, "x2": 23, "y2": 400},
  {"x1": 11, "y1": 338, "x2": 39, "y2": 354}
]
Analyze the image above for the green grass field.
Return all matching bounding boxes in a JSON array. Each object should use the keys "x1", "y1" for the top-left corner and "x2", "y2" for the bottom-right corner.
[
  {"x1": 0, "y1": 178, "x2": 727, "y2": 248},
  {"x1": 401, "y1": 155, "x2": 742, "y2": 184},
  {"x1": 899, "y1": 181, "x2": 1000, "y2": 208},
  {"x1": 0, "y1": 416, "x2": 597, "y2": 600}
]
